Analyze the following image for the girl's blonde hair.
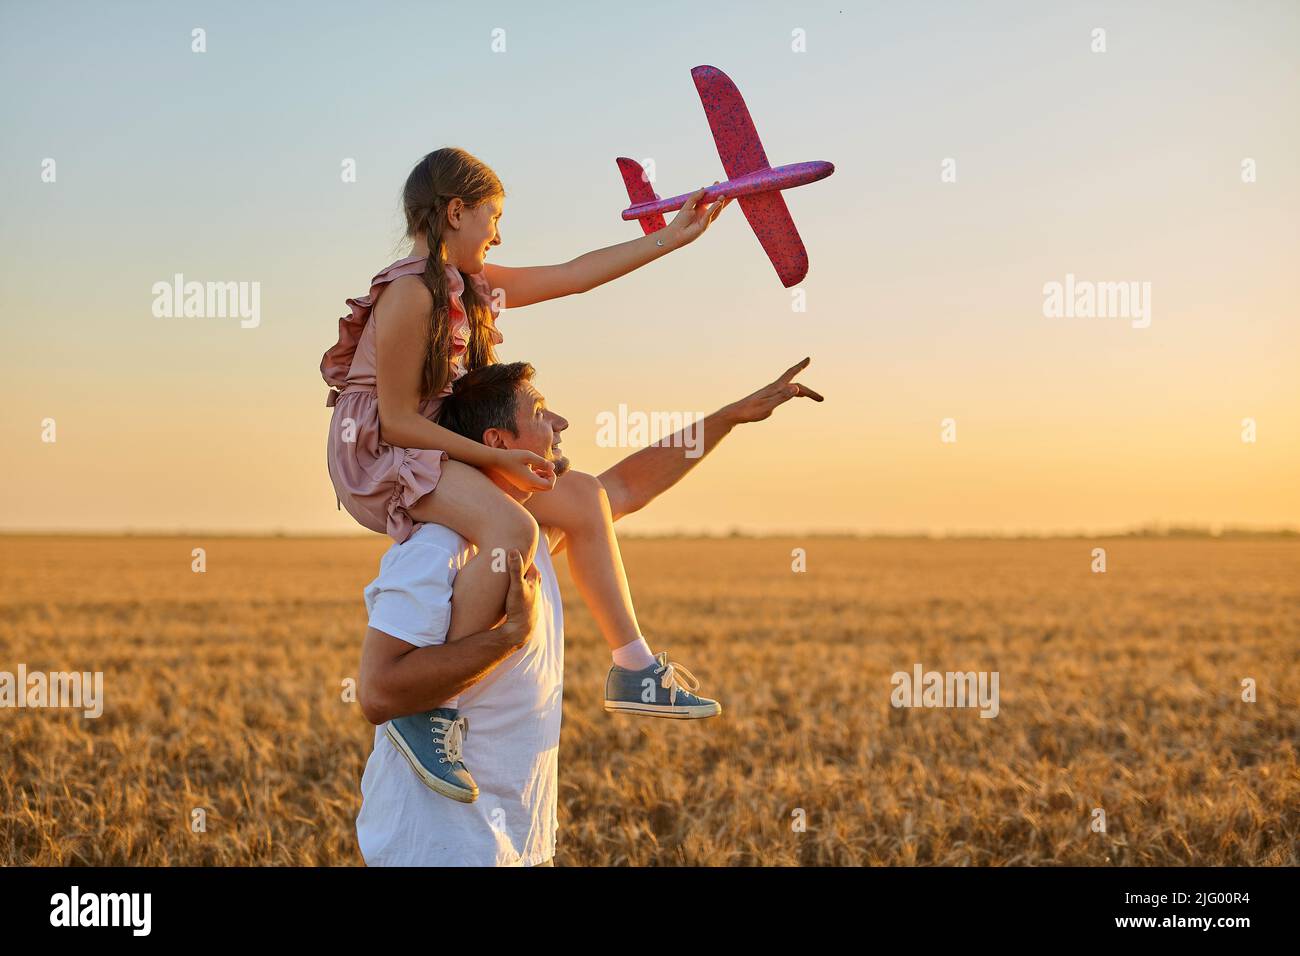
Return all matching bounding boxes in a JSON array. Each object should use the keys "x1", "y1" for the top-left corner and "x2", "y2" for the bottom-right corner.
[{"x1": 402, "y1": 147, "x2": 504, "y2": 401}]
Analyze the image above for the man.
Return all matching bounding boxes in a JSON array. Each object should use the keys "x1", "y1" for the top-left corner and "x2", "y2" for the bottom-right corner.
[{"x1": 355, "y1": 357, "x2": 823, "y2": 866}]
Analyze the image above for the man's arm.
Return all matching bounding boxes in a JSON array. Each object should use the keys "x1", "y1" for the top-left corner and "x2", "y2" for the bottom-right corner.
[
  {"x1": 358, "y1": 550, "x2": 540, "y2": 725},
  {"x1": 598, "y1": 357, "x2": 824, "y2": 521}
]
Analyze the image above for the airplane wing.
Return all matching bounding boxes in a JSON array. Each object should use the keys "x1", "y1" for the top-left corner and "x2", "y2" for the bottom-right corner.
[
  {"x1": 692, "y1": 65, "x2": 809, "y2": 287},
  {"x1": 737, "y1": 191, "x2": 809, "y2": 288},
  {"x1": 691, "y1": 65, "x2": 770, "y2": 178}
]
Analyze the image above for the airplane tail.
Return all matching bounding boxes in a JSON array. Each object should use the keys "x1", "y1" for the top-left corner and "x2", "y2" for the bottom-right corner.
[{"x1": 615, "y1": 158, "x2": 667, "y2": 234}]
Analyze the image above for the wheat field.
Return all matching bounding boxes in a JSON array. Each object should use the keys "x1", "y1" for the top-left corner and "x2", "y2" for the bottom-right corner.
[{"x1": 0, "y1": 534, "x2": 1295, "y2": 866}]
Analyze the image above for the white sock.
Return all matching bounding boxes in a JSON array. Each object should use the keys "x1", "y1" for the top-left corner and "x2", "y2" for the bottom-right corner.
[
  {"x1": 612, "y1": 637, "x2": 656, "y2": 671},
  {"x1": 440, "y1": 696, "x2": 460, "y2": 710}
]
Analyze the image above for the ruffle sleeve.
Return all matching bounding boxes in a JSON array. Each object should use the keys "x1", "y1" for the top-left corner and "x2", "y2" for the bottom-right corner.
[
  {"x1": 320, "y1": 289, "x2": 371, "y2": 395},
  {"x1": 319, "y1": 256, "x2": 429, "y2": 403},
  {"x1": 465, "y1": 269, "x2": 505, "y2": 347},
  {"x1": 447, "y1": 268, "x2": 506, "y2": 357}
]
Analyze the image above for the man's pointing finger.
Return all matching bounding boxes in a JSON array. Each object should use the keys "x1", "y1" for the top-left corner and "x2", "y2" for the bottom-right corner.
[
  {"x1": 794, "y1": 383, "x2": 825, "y2": 402},
  {"x1": 778, "y1": 357, "x2": 812, "y2": 384}
]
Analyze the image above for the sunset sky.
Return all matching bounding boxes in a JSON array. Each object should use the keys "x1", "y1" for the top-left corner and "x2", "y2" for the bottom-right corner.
[{"x1": 2, "y1": 0, "x2": 1297, "y2": 535}]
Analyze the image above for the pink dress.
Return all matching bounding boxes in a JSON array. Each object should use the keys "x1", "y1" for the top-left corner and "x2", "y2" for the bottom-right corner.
[{"x1": 321, "y1": 255, "x2": 504, "y2": 543}]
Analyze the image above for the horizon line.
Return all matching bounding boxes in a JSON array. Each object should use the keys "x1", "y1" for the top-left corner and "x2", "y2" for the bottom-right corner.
[{"x1": 1, "y1": 524, "x2": 1297, "y2": 542}]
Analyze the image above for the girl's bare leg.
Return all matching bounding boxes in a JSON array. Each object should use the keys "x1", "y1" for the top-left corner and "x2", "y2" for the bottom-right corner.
[
  {"x1": 408, "y1": 460, "x2": 539, "y2": 642},
  {"x1": 521, "y1": 470, "x2": 641, "y2": 652}
]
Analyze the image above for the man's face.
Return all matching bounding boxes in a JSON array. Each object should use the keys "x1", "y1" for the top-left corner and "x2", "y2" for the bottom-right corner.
[{"x1": 499, "y1": 381, "x2": 570, "y2": 478}]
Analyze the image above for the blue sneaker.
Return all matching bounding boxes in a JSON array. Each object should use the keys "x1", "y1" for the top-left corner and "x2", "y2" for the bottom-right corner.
[
  {"x1": 604, "y1": 651, "x2": 722, "y2": 719},
  {"x1": 385, "y1": 708, "x2": 479, "y2": 803}
]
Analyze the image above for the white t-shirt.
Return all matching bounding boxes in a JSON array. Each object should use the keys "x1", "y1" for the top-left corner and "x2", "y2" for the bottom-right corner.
[{"x1": 356, "y1": 522, "x2": 566, "y2": 866}]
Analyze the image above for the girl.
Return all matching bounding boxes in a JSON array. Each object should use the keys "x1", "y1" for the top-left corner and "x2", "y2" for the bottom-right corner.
[{"x1": 322, "y1": 147, "x2": 730, "y2": 802}]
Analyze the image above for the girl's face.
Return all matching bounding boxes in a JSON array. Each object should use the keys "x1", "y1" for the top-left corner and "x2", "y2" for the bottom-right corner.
[{"x1": 447, "y1": 194, "x2": 504, "y2": 273}]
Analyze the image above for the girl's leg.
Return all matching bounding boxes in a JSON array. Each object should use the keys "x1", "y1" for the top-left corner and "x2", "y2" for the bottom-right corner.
[
  {"x1": 487, "y1": 467, "x2": 722, "y2": 720},
  {"x1": 386, "y1": 461, "x2": 536, "y2": 801},
  {"x1": 521, "y1": 470, "x2": 646, "y2": 658},
  {"x1": 408, "y1": 460, "x2": 539, "y2": 642}
]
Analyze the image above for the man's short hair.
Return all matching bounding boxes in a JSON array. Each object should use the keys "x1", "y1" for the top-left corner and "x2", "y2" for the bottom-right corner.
[{"x1": 438, "y1": 361, "x2": 536, "y2": 443}]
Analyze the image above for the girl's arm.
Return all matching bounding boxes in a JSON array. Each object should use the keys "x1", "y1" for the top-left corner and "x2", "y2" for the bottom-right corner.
[
  {"x1": 482, "y1": 188, "x2": 730, "y2": 309},
  {"x1": 374, "y1": 275, "x2": 553, "y2": 491}
]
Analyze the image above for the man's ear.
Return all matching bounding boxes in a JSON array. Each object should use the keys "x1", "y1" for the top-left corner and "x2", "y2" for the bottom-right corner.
[{"x1": 481, "y1": 428, "x2": 507, "y2": 450}]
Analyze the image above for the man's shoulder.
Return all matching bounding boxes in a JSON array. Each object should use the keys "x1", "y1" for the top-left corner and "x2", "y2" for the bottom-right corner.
[
  {"x1": 380, "y1": 522, "x2": 560, "y2": 572},
  {"x1": 368, "y1": 523, "x2": 470, "y2": 595},
  {"x1": 364, "y1": 524, "x2": 467, "y2": 646},
  {"x1": 397, "y1": 523, "x2": 471, "y2": 559},
  {"x1": 408, "y1": 523, "x2": 565, "y2": 563}
]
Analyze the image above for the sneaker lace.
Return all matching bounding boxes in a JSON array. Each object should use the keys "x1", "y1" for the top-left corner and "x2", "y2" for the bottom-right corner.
[
  {"x1": 430, "y1": 714, "x2": 468, "y2": 764},
  {"x1": 653, "y1": 653, "x2": 701, "y2": 706}
]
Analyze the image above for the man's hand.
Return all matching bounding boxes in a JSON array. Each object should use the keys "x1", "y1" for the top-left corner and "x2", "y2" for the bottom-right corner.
[
  {"x1": 497, "y1": 549, "x2": 541, "y2": 649},
  {"x1": 358, "y1": 549, "x2": 545, "y2": 725},
  {"x1": 595, "y1": 357, "x2": 824, "y2": 524},
  {"x1": 724, "y1": 357, "x2": 825, "y2": 424}
]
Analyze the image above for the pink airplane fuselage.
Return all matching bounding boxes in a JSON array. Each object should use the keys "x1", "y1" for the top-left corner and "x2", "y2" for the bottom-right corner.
[{"x1": 621, "y1": 160, "x2": 834, "y2": 223}]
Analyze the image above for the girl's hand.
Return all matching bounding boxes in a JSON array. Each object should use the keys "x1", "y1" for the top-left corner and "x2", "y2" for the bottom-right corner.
[
  {"x1": 663, "y1": 184, "x2": 730, "y2": 249},
  {"x1": 494, "y1": 447, "x2": 557, "y2": 493}
]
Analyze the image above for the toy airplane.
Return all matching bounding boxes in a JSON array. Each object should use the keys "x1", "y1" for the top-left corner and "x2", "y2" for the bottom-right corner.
[{"x1": 616, "y1": 64, "x2": 835, "y2": 288}]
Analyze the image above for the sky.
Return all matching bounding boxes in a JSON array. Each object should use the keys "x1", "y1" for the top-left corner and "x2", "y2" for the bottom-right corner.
[{"x1": 1, "y1": 0, "x2": 1297, "y2": 535}]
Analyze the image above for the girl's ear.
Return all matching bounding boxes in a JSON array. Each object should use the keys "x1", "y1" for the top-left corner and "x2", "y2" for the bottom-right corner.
[{"x1": 445, "y1": 197, "x2": 464, "y2": 230}]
